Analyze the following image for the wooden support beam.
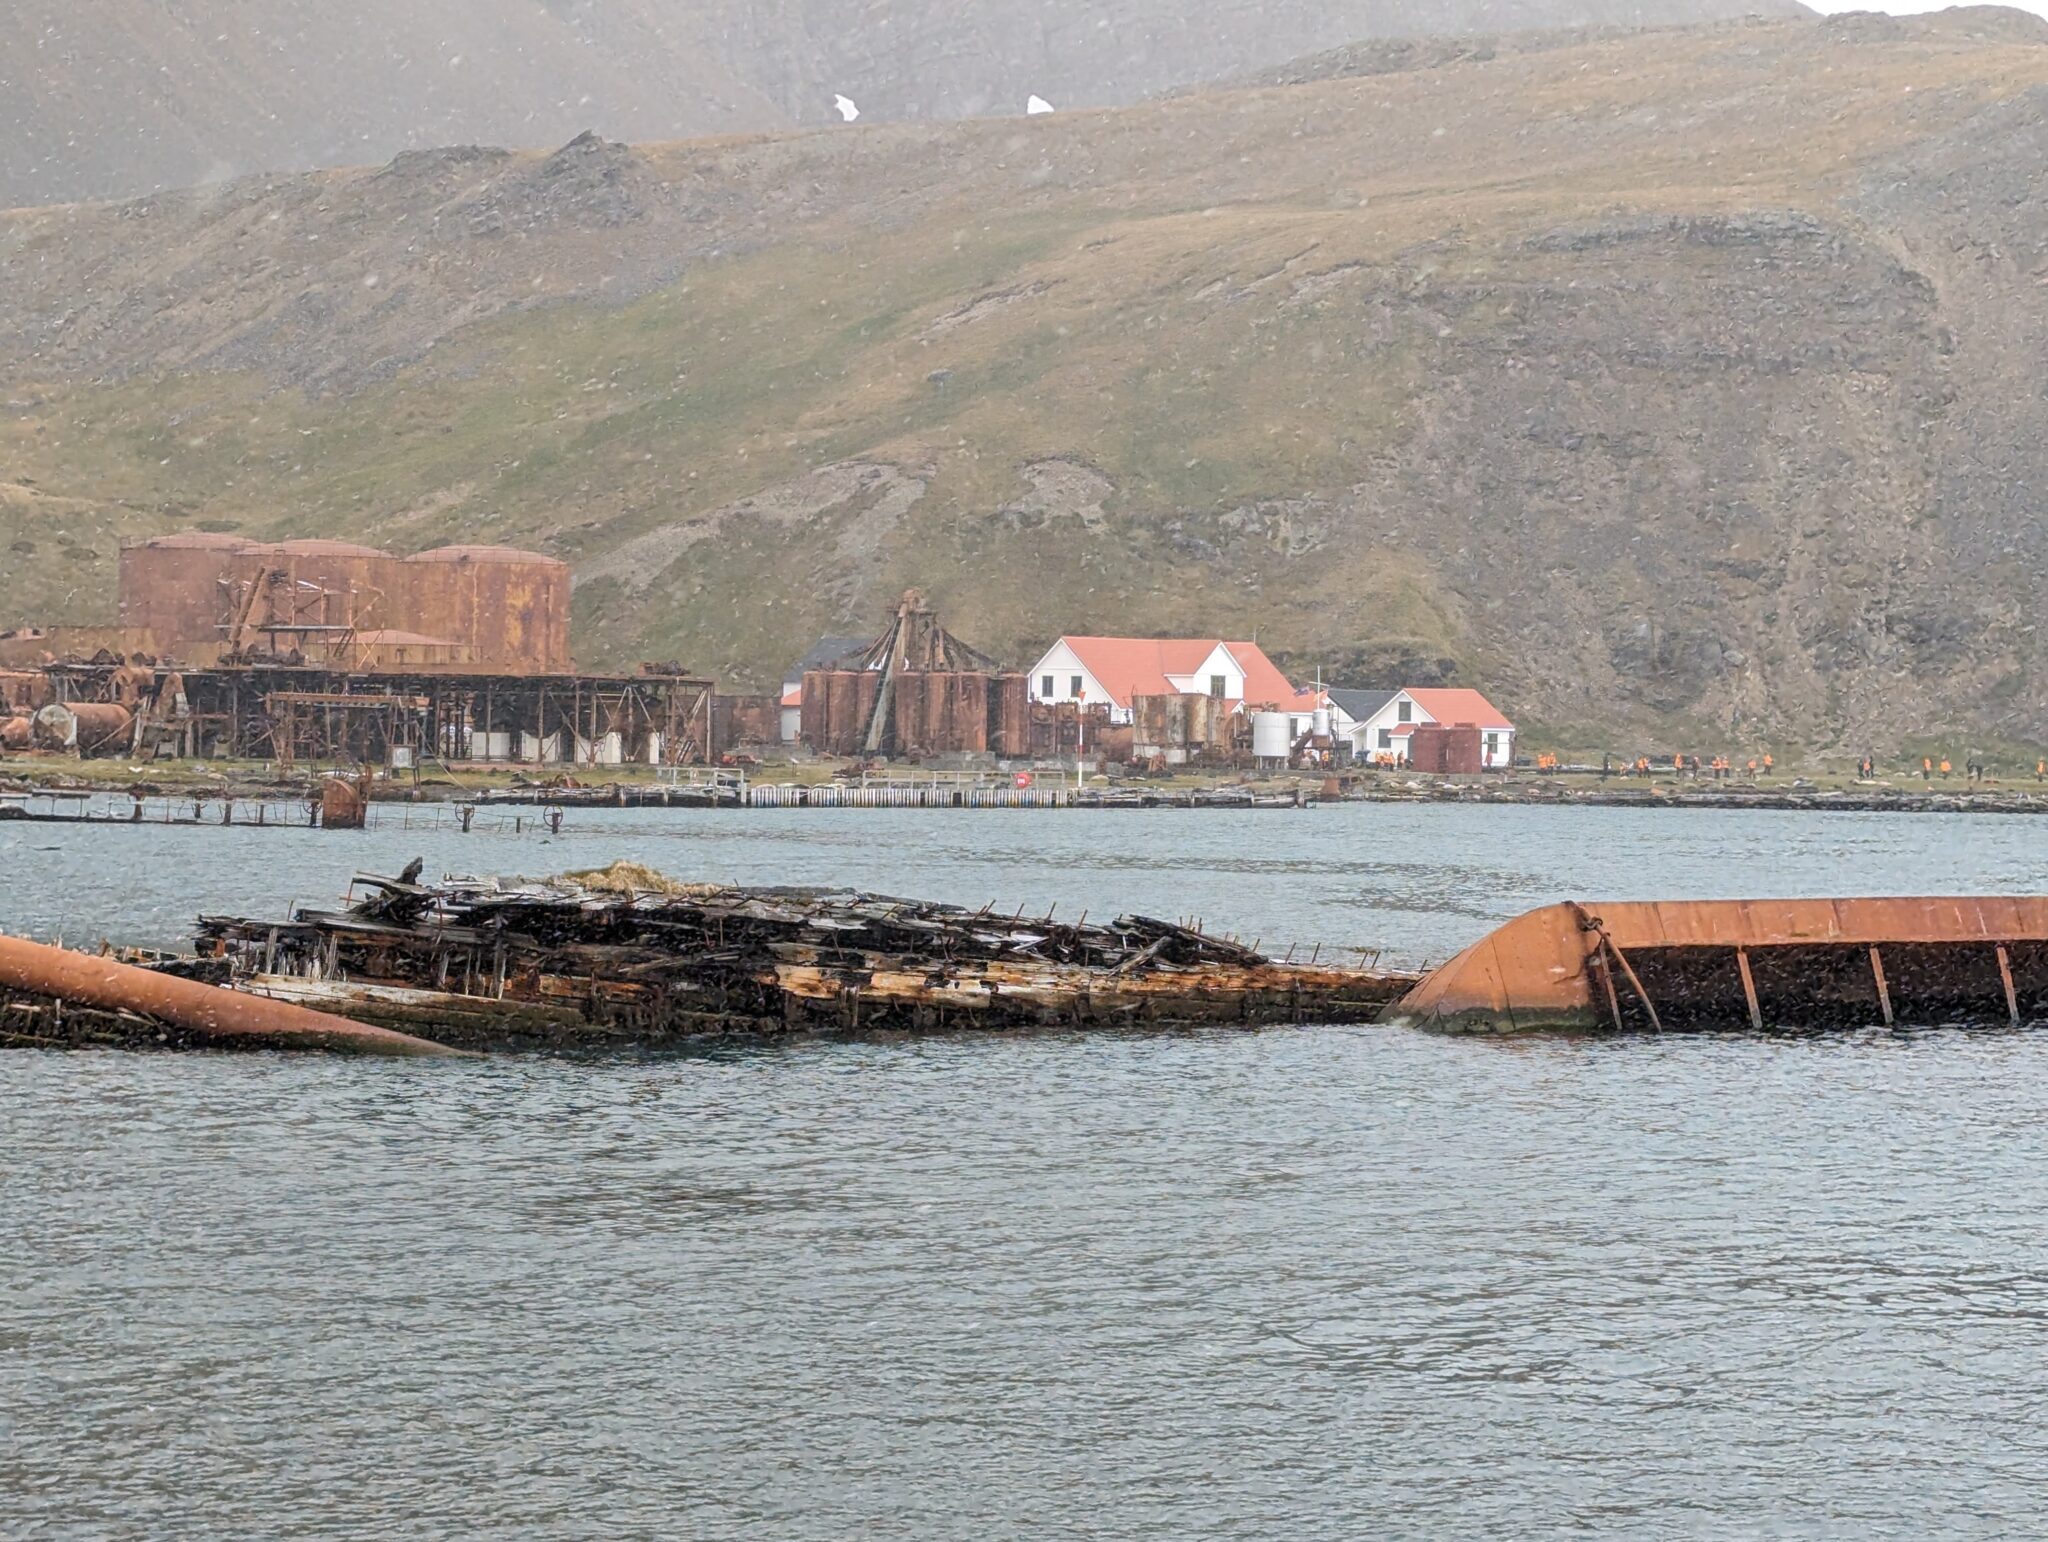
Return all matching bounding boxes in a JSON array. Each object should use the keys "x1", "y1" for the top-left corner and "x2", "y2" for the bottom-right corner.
[
  {"x1": 1869, "y1": 945, "x2": 1894, "y2": 1028},
  {"x1": 1594, "y1": 948, "x2": 1625, "y2": 1034},
  {"x1": 1601, "y1": 933, "x2": 1664, "y2": 1034},
  {"x1": 1997, "y1": 944, "x2": 2020, "y2": 1027},
  {"x1": 1735, "y1": 946, "x2": 1763, "y2": 1032}
]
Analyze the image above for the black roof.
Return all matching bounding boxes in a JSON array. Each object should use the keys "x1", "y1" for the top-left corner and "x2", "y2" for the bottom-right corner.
[
  {"x1": 1326, "y1": 688, "x2": 1397, "y2": 723},
  {"x1": 785, "y1": 635, "x2": 875, "y2": 682}
]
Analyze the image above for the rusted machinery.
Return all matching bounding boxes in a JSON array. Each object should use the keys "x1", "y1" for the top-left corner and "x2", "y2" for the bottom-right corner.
[
  {"x1": 1397, "y1": 898, "x2": 2048, "y2": 1033},
  {"x1": 0, "y1": 932, "x2": 463, "y2": 1055},
  {"x1": 194, "y1": 866, "x2": 1418, "y2": 1050}
]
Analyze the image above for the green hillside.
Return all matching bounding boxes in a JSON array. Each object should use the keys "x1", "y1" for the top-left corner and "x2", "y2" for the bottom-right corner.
[{"x1": 7, "y1": 11, "x2": 2048, "y2": 751}]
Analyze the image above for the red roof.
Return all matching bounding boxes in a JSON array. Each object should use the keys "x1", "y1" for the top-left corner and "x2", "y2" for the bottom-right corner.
[
  {"x1": 780, "y1": 685, "x2": 802, "y2": 708},
  {"x1": 1406, "y1": 688, "x2": 1513, "y2": 731},
  {"x1": 1058, "y1": 636, "x2": 1308, "y2": 710},
  {"x1": 1391, "y1": 722, "x2": 1417, "y2": 737}
]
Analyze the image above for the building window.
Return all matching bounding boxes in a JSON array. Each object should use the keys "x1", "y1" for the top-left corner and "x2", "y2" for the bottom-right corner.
[
  {"x1": 1290, "y1": 718, "x2": 1302, "y2": 737},
  {"x1": 1042, "y1": 674, "x2": 1055, "y2": 698},
  {"x1": 1209, "y1": 674, "x2": 1227, "y2": 698},
  {"x1": 1070, "y1": 675, "x2": 1084, "y2": 698},
  {"x1": 1397, "y1": 699, "x2": 1413, "y2": 723},
  {"x1": 1485, "y1": 733, "x2": 1499, "y2": 757},
  {"x1": 1378, "y1": 729, "x2": 1392, "y2": 749}
]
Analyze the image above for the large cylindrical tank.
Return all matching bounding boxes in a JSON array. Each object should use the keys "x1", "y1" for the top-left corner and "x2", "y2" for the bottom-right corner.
[
  {"x1": 1311, "y1": 706, "x2": 1332, "y2": 739},
  {"x1": 234, "y1": 539, "x2": 391, "y2": 641},
  {"x1": 32, "y1": 703, "x2": 134, "y2": 755},
  {"x1": 404, "y1": 546, "x2": 573, "y2": 673},
  {"x1": 118, "y1": 532, "x2": 256, "y2": 649},
  {"x1": 1251, "y1": 711, "x2": 1293, "y2": 760},
  {"x1": 0, "y1": 716, "x2": 29, "y2": 750}
]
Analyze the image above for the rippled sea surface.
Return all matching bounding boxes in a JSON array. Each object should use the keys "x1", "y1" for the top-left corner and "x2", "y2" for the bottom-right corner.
[{"x1": 6, "y1": 804, "x2": 2048, "y2": 1538}]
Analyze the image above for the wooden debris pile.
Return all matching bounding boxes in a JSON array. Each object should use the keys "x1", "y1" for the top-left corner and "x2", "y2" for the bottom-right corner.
[{"x1": 195, "y1": 862, "x2": 1417, "y2": 1050}]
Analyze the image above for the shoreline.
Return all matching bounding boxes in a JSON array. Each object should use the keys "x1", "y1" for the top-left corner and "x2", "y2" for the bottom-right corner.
[{"x1": 8, "y1": 765, "x2": 2048, "y2": 821}]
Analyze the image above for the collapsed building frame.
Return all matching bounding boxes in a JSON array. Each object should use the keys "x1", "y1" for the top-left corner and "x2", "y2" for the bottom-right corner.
[{"x1": 32, "y1": 659, "x2": 716, "y2": 767}]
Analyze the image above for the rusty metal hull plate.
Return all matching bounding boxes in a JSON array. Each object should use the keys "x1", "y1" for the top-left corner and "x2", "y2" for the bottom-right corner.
[{"x1": 1397, "y1": 897, "x2": 2048, "y2": 1034}]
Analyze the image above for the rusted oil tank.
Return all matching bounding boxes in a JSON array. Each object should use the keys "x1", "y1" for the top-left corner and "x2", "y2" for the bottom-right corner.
[
  {"x1": 31, "y1": 702, "x2": 134, "y2": 756},
  {"x1": 0, "y1": 932, "x2": 463, "y2": 1056},
  {"x1": 1397, "y1": 897, "x2": 2048, "y2": 1034},
  {"x1": 0, "y1": 716, "x2": 28, "y2": 751},
  {"x1": 322, "y1": 777, "x2": 369, "y2": 830}
]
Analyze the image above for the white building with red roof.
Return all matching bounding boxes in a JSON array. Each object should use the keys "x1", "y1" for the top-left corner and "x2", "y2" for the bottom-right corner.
[
  {"x1": 1025, "y1": 636, "x2": 1321, "y2": 726},
  {"x1": 1345, "y1": 687, "x2": 1516, "y2": 768}
]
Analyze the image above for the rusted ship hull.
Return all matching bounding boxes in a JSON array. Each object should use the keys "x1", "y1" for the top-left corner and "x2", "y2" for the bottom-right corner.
[{"x1": 1396, "y1": 898, "x2": 2048, "y2": 1034}]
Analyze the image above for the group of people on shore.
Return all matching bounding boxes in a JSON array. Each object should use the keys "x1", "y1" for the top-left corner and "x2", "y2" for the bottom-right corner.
[{"x1": 1598, "y1": 753, "x2": 1773, "y2": 781}]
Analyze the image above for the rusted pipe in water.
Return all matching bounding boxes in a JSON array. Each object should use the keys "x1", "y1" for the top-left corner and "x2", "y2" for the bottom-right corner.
[{"x1": 0, "y1": 933, "x2": 467, "y2": 1057}]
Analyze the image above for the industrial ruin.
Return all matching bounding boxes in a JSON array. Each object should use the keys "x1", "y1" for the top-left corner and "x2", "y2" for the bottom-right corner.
[
  {"x1": 798, "y1": 591, "x2": 1032, "y2": 758},
  {"x1": 1, "y1": 533, "x2": 713, "y2": 766}
]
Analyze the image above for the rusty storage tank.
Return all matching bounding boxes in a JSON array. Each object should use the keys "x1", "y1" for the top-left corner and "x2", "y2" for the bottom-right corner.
[
  {"x1": 944, "y1": 671, "x2": 991, "y2": 754},
  {"x1": 892, "y1": 672, "x2": 931, "y2": 757},
  {"x1": 31, "y1": 702, "x2": 134, "y2": 756},
  {"x1": 991, "y1": 674, "x2": 1031, "y2": 757},
  {"x1": 404, "y1": 546, "x2": 573, "y2": 674},
  {"x1": 117, "y1": 531, "x2": 257, "y2": 649},
  {"x1": 1409, "y1": 724, "x2": 1484, "y2": 775},
  {"x1": 248, "y1": 539, "x2": 394, "y2": 636},
  {"x1": 1, "y1": 716, "x2": 29, "y2": 750},
  {"x1": 802, "y1": 669, "x2": 881, "y2": 756},
  {"x1": 799, "y1": 671, "x2": 836, "y2": 753}
]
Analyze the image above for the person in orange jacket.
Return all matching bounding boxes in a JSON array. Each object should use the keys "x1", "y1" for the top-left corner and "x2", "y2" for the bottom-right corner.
[{"x1": 1940, "y1": 757, "x2": 1952, "y2": 779}]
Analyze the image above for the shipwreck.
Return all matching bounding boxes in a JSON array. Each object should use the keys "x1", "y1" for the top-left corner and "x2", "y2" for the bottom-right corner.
[
  {"x1": 179, "y1": 865, "x2": 1416, "y2": 1051},
  {"x1": 9, "y1": 872, "x2": 2048, "y2": 1055}
]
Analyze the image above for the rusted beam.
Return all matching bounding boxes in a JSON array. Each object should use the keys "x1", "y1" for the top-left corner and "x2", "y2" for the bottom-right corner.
[
  {"x1": 1735, "y1": 946, "x2": 1763, "y2": 1031},
  {"x1": 0, "y1": 933, "x2": 464, "y2": 1056},
  {"x1": 1869, "y1": 945, "x2": 1893, "y2": 1028},
  {"x1": 1997, "y1": 944, "x2": 2020, "y2": 1026}
]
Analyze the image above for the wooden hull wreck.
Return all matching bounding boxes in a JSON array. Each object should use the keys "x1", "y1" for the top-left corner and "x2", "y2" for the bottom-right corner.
[{"x1": 196, "y1": 869, "x2": 1417, "y2": 1051}]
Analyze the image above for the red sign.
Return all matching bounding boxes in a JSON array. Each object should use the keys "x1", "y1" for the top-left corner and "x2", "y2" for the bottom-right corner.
[{"x1": 1014, "y1": 772, "x2": 1034, "y2": 789}]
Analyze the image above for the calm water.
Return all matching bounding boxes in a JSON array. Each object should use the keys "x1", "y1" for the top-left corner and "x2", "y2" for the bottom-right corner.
[{"x1": 6, "y1": 805, "x2": 2048, "y2": 1537}]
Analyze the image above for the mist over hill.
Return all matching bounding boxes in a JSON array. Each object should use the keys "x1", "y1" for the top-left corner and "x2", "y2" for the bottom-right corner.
[
  {"x1": 4, "y1": 0, "x2": 1802, "y2": 208},
  {"x1": 6, "y1": 10, "x2": 2048, "y2": 753}
]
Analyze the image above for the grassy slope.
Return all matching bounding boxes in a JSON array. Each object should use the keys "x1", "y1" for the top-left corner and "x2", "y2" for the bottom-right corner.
[{"x1": 5, "y1": 17, "x2": 2048, "y2": 748}]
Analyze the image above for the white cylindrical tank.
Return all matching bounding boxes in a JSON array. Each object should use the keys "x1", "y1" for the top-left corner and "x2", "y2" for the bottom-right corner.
[
  {"x1": 1251, "y1": 711, "x2": 1292, "y2": 760},
  {"x1": 644, "y1": 732, "x2": 664, "y2": 766},
  {"x1": 596, "y1": 731, "x2": 624, "y2": 766},
  {"x1": 388, "y1": 746, "x2": 415, "y2": 771},
  {"x1": 1311, "y1": 706, "x2": 1332, "y2": 739}
]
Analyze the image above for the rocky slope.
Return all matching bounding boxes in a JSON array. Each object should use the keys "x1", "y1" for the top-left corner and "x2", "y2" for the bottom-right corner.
[
  {"x1": 3, "y1": 0, "x2": 1803, "y2": 208},
  {"x1": 5, "y1": 11, "x2": 2048, "y2": 754}
]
